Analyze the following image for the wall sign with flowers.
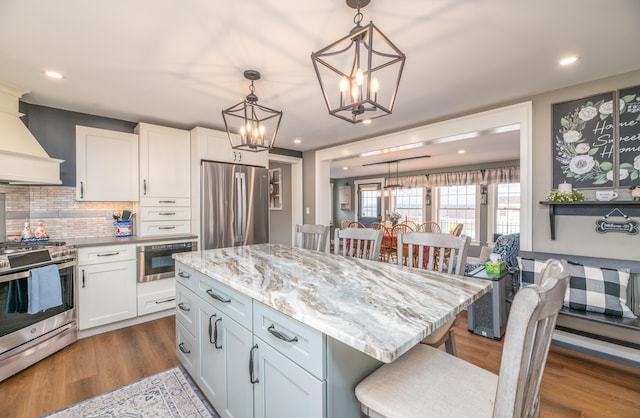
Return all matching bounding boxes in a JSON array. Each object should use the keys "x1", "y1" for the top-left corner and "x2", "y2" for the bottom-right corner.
[{"x1": 552, "y1": 86, "x2": 640, "y2": 189}]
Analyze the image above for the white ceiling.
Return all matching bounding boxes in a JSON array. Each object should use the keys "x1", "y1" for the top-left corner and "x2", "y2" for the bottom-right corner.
[{"x1": 1, "y1": 1, "x2": 639, "y2": 178}]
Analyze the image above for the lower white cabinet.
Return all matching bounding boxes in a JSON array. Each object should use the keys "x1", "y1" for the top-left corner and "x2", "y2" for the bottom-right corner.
[
  {"x1": 77, "y1": 245, "x2": 137, "y2": 330},
  {"x1": 253, "y1": 336, "x2": 325, "y2": 418},
  {"x1": 176, "y1": 262, "x2": 325, "y2": 418},
  {"x1": 198, "y1": 297, "x2": 254, "y2": 418}
]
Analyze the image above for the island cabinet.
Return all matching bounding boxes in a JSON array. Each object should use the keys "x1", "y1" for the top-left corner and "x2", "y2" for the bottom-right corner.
[
  {"x1": 175, "y1": 262, "x2": 349, "y2": 418},
  {"x1": 77, "y1": 244, "x2": 137, "y2": 330}
]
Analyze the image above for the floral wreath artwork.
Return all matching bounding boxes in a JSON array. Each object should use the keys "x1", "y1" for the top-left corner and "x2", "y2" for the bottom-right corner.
[
  {"x1": 553, "y1": 93, "x2": 615, "y2": 186},
  {"x1": 553, "y1": 88, "x2": 640, "y2": 189}
]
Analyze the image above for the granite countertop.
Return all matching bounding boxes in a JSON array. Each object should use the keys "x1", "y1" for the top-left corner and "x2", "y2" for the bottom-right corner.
[
  {"x1": 174, "y1": 243, "x2": 492, "y2": 363},
  {"x1": 65, "y1": 234, "x2": 198, "y2": 248}
]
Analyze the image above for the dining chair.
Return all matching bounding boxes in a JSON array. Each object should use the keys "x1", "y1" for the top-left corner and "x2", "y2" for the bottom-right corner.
[
  {"x1": 355, "y1": 259, "x2": 570, "y2": 418},
  {"x1": 339, "y1": 220, "x2": 351, "y2": 230},
  {"x1": 347, "y1": 221, "x2": 365, "y2": 228},
  {"x1": 418, "y1": 221, "x2": 441, "y2": 233},
  {"x1": 403, "y1": 219, "x2": 418, "y2": 231},
  {"x1": 451, "y1": 223, "x2": 464, "y2": 236},
  {"x1": 397, "y1": 231, "x2": 470, "y2": 355},
  {"x1": 334, "y1": 228, "x2": 383, "y2": 261},
  {"x1": 293, "y1": 224, "x2": 330, "y2": 252},
  {"x1": 389, "y1": 223, "x2": 414, "y2": 264}
]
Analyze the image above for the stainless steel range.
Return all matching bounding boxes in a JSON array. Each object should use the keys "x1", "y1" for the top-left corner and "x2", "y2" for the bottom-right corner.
[{"x1": 0, "y1": 241, "x2": 77, "y2": 381}]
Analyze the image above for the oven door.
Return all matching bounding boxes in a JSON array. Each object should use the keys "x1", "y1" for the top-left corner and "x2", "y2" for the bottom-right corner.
[
  {"x1": 0, "y1": 260, "x2": 76, "y2": 355},
  {"x1": 137, "y1": 242, "x2": 196, "y2": 283}
]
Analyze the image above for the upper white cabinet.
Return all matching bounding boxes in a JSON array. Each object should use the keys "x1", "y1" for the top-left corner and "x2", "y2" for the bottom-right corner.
[
  {"x1": 135, "y1": 123, "x2": 191, "y2": 236},
  {"x1": 75, "y1": 126, "x2": 138, "y2": 201},
  {"x1": 191, "y1": 127, "x2": 268, "y2": 168},
  {"x1": 136, "y1": 123, "x2": 191, "y2": 202}
]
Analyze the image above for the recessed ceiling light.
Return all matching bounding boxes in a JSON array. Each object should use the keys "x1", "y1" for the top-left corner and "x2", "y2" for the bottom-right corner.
[
  {"x1": 45, "y1": 71, "x2": 63, "y2": 79},
  {"x1": 559, "y1": 56, "x2": 579, "y2": 66},
  {"x1": 293, "y1": 138, "x2": 301, "y2": 144},
  {"x1": 362, "y1": 119, "x2": 372, "y2": 125},
  {"x1": 343, "y1": 167, "x2": 348, "y2": 170},
  {"x1": 458, "y1": 150, "x2": 465, "y2": 154}
]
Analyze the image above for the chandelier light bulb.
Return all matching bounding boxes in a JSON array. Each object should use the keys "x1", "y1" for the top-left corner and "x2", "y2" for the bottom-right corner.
[
  {"x1": 351, "y1": 84, "x2": 359, "y2": 101},
  {"x1": 371, "y1": 78, "x2": 379, "y2": 93},
  {"x1": 355, "y1": 69, "x2": 364, "y2": 86},
  {"x1": 340, "y1": 76, "x2": 349, "y2": 92}
]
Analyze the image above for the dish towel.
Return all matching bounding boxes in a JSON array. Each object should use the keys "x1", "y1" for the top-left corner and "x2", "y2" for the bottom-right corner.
[
  {"x1": 28, "y1": 264, "x2": 63, "y2": 314},
  {"x1": 6, "y1": 279, "x2": 29, "y2": 313}
]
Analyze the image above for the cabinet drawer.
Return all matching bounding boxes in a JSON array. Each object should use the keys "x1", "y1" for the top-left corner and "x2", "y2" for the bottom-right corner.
[
  {"x1": 253, "y1": 301, "x2": 325, "y2": 379},
  {"x1": 176, "y1": 282, "x2": 197, "y2": 335},
  {"x1": 196, "y1": 273, "x2": 252, "y2": 330},
  {"x1": 138, "y1": 220, "x2": 191, "y2": 236},
  {"x1": 140, "y1": 197, "x2": 190, "y2": 207},
  {"x1": 176, "y1": 320, "x2": 198, "y2": 376},
  {"x1": 137, "y1": 279, "x2": 176, "y2": 316},
  {"x1": 140, "y1": 206, "x2": 190, "y2": 221},
  {"x1": 175, "y1": 262, "x2": 196, "y2": 291},
  {"x1": 78, "y1": 244, "x2": 136, "y2": 265}
]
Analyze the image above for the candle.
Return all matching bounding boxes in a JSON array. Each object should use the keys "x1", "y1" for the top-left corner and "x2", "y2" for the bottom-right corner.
[{"x1": 558, "y1": 182, "x2": 572, "y2": 194}]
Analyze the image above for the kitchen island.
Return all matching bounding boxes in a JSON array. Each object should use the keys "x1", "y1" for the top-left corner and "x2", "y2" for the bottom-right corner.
[{"x1": 174, "y1": 244, "x2": 491, "y2": 418}]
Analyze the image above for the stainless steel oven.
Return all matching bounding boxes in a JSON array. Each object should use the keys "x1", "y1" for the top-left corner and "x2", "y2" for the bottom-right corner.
[
  {"x1": 0, "y1": 242, "x2": 77, "y2": 382},
  {"x1": 137, "y1": 241, "x2": 197, "y2": 283}
]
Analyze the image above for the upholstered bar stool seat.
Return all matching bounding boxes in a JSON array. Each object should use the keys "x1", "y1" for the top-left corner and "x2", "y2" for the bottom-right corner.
[
  {"x1": 356, "y1": 344, "x2": 497, "y2": 418},
  {"x1": 356, "y1": 259, "x2": 570, "y2": 418}
]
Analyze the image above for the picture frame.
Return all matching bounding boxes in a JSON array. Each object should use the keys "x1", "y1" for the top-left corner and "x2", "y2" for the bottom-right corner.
[
  {"x1": 618, "y1": 84, "x2": 640, "y2": 187},
  {"x1": 552, "y1": 91, "x2": 615, "y2": 189},
  {"x1": 269, "y1": 168, "x2": 282, "y2": 210}
]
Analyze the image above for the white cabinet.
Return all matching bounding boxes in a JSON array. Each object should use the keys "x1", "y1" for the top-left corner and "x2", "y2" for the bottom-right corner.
[
  {"x1": 176, "y1": 262, "x2": 325, "y2": 418},
  {"x1": 137, "y1": 278, "x2": 176, "y2": 316},
  {"x1": 75, "y1": 126, "x2": 138, "y2": 201},
  {"x1": 135, "y1": 123, "x2": 191, "y2": 236},
  {"x1": 338, "y1": 185, "x2": 352, "y2": 210},
  {"x1": 254, "y1": 337, "x2": 325, "y2": 418},
  {"x1": 198, "y1": 296, "x2": 255, "y2": 418},
  {"x1": 191, "y1": 127, "x2": 268, "y2": 168},
  {"x1": 77, "y1": 244, "x2": 137, "y2": 330}
]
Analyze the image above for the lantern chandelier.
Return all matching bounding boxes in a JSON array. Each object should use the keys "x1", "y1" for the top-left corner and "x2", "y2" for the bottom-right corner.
[
  {"x1": 222, "y1": 70, "x2": 283, "y2": 152},
  {"x1": 311, "y1": 0, "x2": 406, "y2": 124}
]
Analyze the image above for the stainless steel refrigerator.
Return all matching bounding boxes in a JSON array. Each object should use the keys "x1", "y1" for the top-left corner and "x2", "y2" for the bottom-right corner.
[{"x1": 201, "y1": 161, "x2": 270, "y2": 250}]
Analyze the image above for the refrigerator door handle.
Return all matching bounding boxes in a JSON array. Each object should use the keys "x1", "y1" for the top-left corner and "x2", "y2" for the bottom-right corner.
[{"x1": 235, "y1": 172, "x2": 247, "y2": 244}]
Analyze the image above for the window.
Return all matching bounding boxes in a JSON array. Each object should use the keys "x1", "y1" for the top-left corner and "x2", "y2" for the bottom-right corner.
[
  {"x1": 359, "y1": 185, "x2": 379, "y2": 218},
  {"x1": 436, "y1": 185, "x2": 477, "y2": 239},
  {"x1": 493, "y1": 182, "x2": 520, "y2": 236},
  {"x1": 393, "y1": 188, "x2": 423, "y2": 223}
]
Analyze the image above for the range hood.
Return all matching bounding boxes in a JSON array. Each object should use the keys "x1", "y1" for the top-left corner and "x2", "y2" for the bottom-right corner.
[{"x1": 0, "y1": 82, "x2": 62, "y2": 184}]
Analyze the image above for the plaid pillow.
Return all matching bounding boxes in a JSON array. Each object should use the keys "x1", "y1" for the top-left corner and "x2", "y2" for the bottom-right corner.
[
  {"x1": 518, "y1": 257, "x2": 546, "y2": 287},
  {"x1": 562, "y1": 261, "x2": 636, "y2": 319}
]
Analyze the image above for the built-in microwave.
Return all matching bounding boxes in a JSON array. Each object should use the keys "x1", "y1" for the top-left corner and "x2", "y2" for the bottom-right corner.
[{"x1": 137, "y1": 241, "x2": 197, "y2": 283}]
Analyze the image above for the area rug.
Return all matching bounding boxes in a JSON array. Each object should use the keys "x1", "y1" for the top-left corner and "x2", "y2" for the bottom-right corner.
[{"x1": 42, "y1": 365, "x2": 219, "y2": 417}]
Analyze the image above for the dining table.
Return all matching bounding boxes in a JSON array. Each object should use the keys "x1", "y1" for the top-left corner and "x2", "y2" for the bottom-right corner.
[{"x1": 174, "y1": 243, "x2": 491, "y2": 417}]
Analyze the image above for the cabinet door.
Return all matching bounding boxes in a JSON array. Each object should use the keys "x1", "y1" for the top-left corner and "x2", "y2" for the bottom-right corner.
[
  {"x1": 199, "y1": 299, "x2": 255, "y2": 418},
  {"x1": 254, "y1": 337, "x2": 325, "y2": 418},
  {"x1": 191, "y1": 126, "x2": 268, "y2": 168},
  {"x1": 137, "y1": 123, "x2": 190, "y2": 200},
  {"x1": 76, "y1": 126, "x2": 138, "y2": 201},
  {"x1": 77, "y1": 260, "x2": 137, "y2": 329}
]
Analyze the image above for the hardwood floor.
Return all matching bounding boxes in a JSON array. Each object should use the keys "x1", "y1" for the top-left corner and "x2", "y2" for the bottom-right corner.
[
  {"x1": 0, "y1": 316, "x2": 178, "y2": 418},
  {"x1": 0, "y1": 313, "x2": 638, "y2": 417}
]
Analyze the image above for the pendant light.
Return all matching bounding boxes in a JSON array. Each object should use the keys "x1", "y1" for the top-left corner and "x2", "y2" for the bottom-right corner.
[
  {"x1": 311, "y1": 0, "x2": 406, "y2": 123},
  {"x1": 222, "y1": 70, "x2": 283, "y2": 152}
]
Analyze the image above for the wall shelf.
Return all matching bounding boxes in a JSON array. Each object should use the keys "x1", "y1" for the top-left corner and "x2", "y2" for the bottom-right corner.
[{"x1": 540, "y1": 200, "x2": 640, "y2": 240}]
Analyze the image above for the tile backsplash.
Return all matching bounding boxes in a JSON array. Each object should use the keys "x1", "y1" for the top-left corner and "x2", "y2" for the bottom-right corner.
[{"x1": 0, "y1": 184, "x2": 135, "y2": 240}]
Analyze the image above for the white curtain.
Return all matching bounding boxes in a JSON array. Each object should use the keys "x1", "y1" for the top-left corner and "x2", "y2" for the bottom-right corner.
[
  {"x1": 394, "y1": 175, "x2": 428, "y2": 188},
  {"x1": 483, "y1": 166, "x2": 520, "y2": 184},
  {"x1": 426, "y1": 170, "x2": 484, "y2": 187}
]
